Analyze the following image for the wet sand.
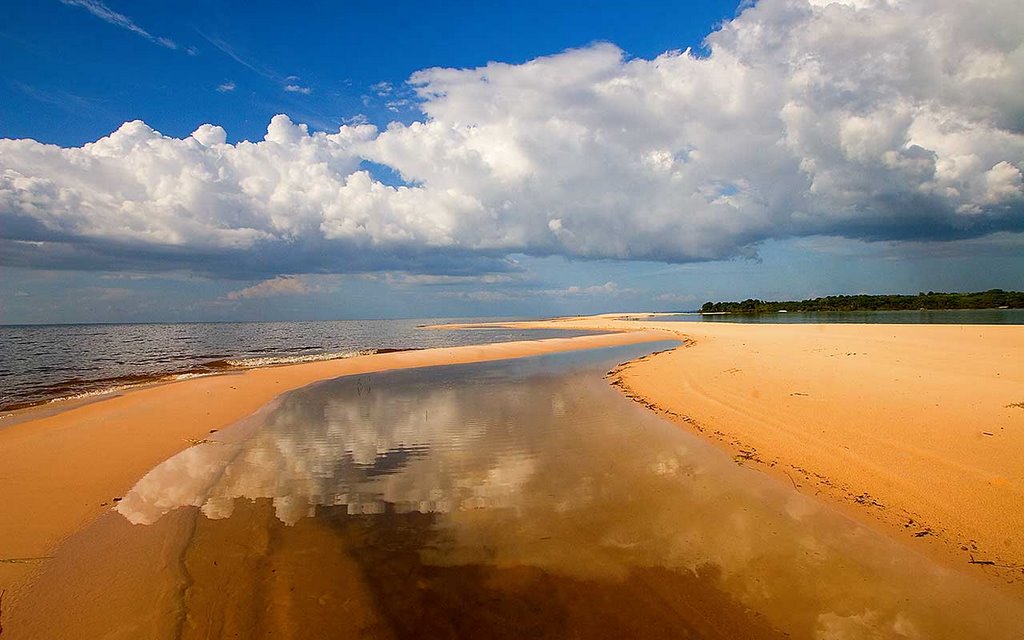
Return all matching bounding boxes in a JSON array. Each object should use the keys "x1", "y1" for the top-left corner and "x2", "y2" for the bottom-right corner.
[
  {"x1": 437, "y1": 315, "x2": 1024, "y2": 594},
  {"x1": 3, "y1": 313, "x2": 1024, "y2": 636},
  {"x1": 8, "y1": 347, "x2": 1024, "y2": 639},
  {"x1": 0, "y1": 330, "x2": 668, "y2": 593}
]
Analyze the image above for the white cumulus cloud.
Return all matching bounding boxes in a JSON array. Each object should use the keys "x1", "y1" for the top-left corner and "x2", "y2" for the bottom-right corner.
[
  {"x1": 225, "y1": 275, "x2": 312, "y2": 300},
  {"x1": 3, "y1": 0, "x2": 1023, "y2": 277},
  {"x1": 1, "y1": 115, "x2": 373, "y2": 252}
]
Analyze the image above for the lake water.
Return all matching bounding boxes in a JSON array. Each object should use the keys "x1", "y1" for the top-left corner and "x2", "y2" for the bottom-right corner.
[
  {"x1": 10, "y1": 342, "x2": 1023, "y2": 639},
  {"x1": 633, "y1": 309, "x2": 1024, "y2": 324},
  {"x1": 0, "y1": 318, "x2": 595, "y2": 412}
]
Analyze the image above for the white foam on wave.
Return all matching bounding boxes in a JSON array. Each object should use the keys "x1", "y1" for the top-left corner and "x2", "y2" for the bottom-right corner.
[
  {"x1": 172, "y1": 372, "x2": 216, "y2": 381},
  {"x1": 223, "y1": 349, "x2": 376, "y2": 368},
  {"x1": 44, "y1": 383, "x2": 143, "y2": 406},
  {"x1": 9, "y1": 349, "x2": 382, "y2": 412},
  {"x1": 37, "y1": 372, "x2": 216, "y2": 409}
]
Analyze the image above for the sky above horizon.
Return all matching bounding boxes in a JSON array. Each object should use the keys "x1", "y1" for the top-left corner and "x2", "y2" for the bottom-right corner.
[{"x1": 1, "y1": 0, "x2": 1023, "y2": 323}]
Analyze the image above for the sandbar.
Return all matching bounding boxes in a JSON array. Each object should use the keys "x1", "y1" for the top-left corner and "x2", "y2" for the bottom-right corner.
[
  {"x1": 440, "y1": 315, "x2": 1024, "y2": 594},
  {"x1": 4, "y1": 314, "x2": 1023, "y2": 602},
  {"x1": 0, "y1": 330, "x2": 670, "y2": 592}
]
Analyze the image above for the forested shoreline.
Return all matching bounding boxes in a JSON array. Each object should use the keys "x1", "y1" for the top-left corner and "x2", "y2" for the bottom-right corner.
[{"x1": 700, "y1": 290, "x2": 1024, "y2": 314}]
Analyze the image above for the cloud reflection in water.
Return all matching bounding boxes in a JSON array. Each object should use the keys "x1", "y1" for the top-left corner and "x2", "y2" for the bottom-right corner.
[{"x1": 116, "y1": 348, "x2": 1024, "y2": 639}]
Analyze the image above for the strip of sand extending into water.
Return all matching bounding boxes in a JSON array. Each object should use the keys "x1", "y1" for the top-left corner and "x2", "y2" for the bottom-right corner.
[
  {"x1": 435, "y1": 315, "x2": 1024, "y2": 595},
  {"x1": 0, "y1": 330, "x2": 670, "y2": 592}
]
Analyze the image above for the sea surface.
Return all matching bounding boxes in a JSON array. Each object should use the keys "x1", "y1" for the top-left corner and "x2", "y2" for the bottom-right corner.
[
  {"x1": 633, "y1": 308, "x2": 1024, "y2": 324},
  {"x1": 0, "y1": 318, "x2": 594, "y2": 412},
  {"x1": 11, "y1": 342, "x2": 1024, "y2": 639}
]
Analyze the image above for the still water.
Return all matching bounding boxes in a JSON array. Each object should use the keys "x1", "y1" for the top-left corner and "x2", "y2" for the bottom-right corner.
[
  {"x1": 11, "y1": 343, "x2": 1024, "y2": 639},
  {"x1": 0, "y1": 318, "x2": 594, "y2": 411}
]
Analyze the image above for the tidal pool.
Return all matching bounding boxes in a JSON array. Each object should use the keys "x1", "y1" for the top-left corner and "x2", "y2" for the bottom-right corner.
[{"x1": 10, "y1": 342, "x2": 1024, "y2": 639}]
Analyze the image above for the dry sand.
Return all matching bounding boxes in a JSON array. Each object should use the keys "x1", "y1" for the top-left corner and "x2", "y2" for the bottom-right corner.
[
  {"x1": 445, "y1": 315, "x2": 1024, "y2": 593},
  {"x1": 3, "y1": 315, "x2": 1024, "y2": 603},
  {"x1": 0, "y1": 330, "x2": 669, "y2": 593}
]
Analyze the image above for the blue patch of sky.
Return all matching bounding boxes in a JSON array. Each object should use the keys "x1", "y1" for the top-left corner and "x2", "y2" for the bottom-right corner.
[
  {"x1": 1, "y1": 0, "x2": 740, "y2": 146},
  {"x1": 359, "y1": 160, "x2": 417, "y2": 188}
]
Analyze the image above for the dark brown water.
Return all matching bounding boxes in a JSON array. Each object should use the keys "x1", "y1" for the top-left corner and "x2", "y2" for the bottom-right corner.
[{"x1": 10, "y1": 343, "x2": 1024, "y2": 639}]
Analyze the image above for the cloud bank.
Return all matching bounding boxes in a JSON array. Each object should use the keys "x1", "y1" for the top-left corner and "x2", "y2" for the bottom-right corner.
[{"x1": 4, "y1": 0, "x2": 1023, "y2": 276}]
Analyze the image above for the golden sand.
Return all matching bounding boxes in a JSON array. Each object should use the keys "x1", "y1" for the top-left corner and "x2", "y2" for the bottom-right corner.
[
  {"x1": 2, "y1": 315, "x2": 1023, "y2": 603},
  {"x1": 0, "y1": 330, "x2": 669, "y2": 592},
  {"x1": 448, "y1": 315, "x2": 1024, "y2": 593}
]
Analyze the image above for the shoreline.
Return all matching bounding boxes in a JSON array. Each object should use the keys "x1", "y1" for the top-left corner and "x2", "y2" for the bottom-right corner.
[
  {"x1": 0, "y1": 347, "x2": 408, "y2": 419},
  {"x1": 0, "y1": 323, "x2": 606, "y2": 415},
  {"x1": 4, "y1": 315, "x2": 1023, "y2": 602},
  {"x1": 444, "y1": 316, "x2": 1024, "y2": 596},
  {"x1": 0, "y1": 330, "x2": 670, "y2": 593}
]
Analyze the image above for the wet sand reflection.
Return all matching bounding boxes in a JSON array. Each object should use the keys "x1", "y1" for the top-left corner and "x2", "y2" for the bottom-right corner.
[{"x1": 10, "y1": 343, "x2": 1024, "y2": 639}]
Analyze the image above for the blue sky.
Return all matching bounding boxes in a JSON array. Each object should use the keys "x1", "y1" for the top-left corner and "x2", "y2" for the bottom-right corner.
[
  {"x1": 2, "y1": 1, "x2": 737, "y2": 145},
  {"x1": 1, "y1": 0, "x2": 1022, "y2": 323}
]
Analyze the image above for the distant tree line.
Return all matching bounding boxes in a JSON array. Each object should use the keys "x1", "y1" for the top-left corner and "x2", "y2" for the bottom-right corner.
[{"x1": 700, "y1": 290, "x2": 1024, "y2": 314}]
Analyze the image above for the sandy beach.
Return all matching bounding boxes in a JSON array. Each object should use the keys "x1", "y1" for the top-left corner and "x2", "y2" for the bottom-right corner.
[
  {"x1": 6, "y1": 0, "x2": 1022, "y2": 635},
  {"x1": 3, "y1": 314, "x2": 1023, "y2": 616},
  {"x1": 0, "y1": 330, "x2": 669, "y2": 593},
  {"x1": 447, "y1": 315, "x2": 1024, "y2": 593}
]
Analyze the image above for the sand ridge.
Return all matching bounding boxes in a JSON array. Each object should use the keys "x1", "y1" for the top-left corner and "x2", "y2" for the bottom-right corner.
[
  {"x1": 449, "y1": 316, "x2": 1024, "y2": 594},
  {"x1": 0, "y1": 330, "x2": 671, "y2": 594},
  {"x1": 3, "y1": 315, "x2": 1023, "y2": 602}
]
